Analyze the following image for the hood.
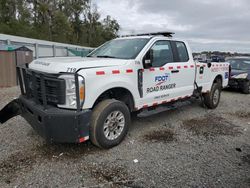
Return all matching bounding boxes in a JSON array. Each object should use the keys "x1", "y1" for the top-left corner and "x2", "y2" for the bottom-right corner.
[
  {"x1": 29, "y1": 57, "x2": 130, "y2": 73},
  {"x1": 231, "y1": 69, "x2": 250, "y2": 79},
  {"x1": 231, "y1": 69, "x2": 248, "y2": 76}
]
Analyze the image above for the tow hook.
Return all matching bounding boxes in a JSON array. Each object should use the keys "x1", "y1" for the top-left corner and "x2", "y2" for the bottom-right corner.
[{"x1": 0, "y1": 99, "x2": 21, "y2": 124}]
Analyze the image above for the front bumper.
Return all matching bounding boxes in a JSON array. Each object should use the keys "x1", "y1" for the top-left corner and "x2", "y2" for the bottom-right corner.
[
  {"x1": 228, "y1": 78, "x2": 248, "y2": 89},
  {"x1": 19, "y1": 96, "x2": 91, "y2": 143}
]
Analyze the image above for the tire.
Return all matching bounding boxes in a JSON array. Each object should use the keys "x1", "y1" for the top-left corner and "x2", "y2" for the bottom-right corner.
[
  {"x1": 241, "y1": 81, "x2": 250, "y2": 94},
  {"x1": 203, "y1": 83, "x2": 221, "y2": 109},
  {"x1": 90, "y1": 99, "x2": 130, "y2": 149}
]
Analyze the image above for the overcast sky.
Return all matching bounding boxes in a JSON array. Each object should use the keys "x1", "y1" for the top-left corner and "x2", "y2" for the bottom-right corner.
[{"x1": 93, "y1": 0, "x2": 250, "y2": 53}]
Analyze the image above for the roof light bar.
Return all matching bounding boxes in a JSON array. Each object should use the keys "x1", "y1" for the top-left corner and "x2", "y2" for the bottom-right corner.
[{"x1": 120, "y1": 31, "x2": 175, "y2": 38}]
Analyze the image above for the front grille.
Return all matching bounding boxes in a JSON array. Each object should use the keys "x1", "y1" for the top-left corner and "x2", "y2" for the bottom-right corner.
[{"x1": 24, "y1": 70, "x2": 66, "y2": 106}]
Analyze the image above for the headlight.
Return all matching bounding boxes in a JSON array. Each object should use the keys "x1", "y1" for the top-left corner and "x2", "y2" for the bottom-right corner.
[
  {"x1": 58, "y1": 75, "x2": 85, "y2": 109},
  {"x1": 232, "y1": 73, "x2": 248, "y2": 79}
]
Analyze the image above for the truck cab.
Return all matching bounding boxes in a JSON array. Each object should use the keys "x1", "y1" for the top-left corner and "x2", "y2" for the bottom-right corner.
[{"x1": 0, "y1": 32, "x2": 230, "y2": 148}]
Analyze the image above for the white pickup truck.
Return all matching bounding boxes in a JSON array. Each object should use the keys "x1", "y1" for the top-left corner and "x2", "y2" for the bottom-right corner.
[{"x1": 0, "y1": 32, "x2": 230, "y2": 148}]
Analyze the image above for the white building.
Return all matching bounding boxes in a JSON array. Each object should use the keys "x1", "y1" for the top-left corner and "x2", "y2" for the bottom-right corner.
[{"x1": 0, "y1": 34, "x2": 93, "y2": 59}]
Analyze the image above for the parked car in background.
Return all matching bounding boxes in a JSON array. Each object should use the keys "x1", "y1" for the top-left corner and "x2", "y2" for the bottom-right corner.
[
  {"x1": 227, "y1": 57, "x2": 250, "y2": 94},
  {"x1": 211, "y1": 55, "x2": 225, "y2": 62}
]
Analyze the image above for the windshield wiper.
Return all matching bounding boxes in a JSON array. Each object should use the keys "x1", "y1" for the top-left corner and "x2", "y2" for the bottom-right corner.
[{"x1": 96, "y1": 55, "x2": 117, "y2": 58}]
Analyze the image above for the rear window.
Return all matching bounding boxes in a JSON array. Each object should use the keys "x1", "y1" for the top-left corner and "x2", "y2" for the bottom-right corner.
[{"x1": 175, "y1": 42, "x2": 189, "y2": 62}]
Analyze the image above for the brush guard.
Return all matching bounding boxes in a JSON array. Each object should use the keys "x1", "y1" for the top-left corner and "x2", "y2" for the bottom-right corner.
[{"x1": 0, "y1": 66, "x2": 91, "y2": 143}]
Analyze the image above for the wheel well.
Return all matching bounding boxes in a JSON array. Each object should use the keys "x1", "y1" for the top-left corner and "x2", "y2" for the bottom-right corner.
[
  {"x1": 213, "y1": 75, "x2": 223, "y2": 87},
  {"x1": 93, "y1": 88, "x2": 135, "y2": 112}
]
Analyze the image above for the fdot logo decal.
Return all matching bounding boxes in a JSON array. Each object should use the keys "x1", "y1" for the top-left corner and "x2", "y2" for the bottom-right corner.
[{"x1": 155, "y1": 73, "x2": 170, "y2": 86}]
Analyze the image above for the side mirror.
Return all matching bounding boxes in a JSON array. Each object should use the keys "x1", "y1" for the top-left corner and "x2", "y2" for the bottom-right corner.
[{"x1": 143, "y1": 49, "x2": 153, "y2": 68}]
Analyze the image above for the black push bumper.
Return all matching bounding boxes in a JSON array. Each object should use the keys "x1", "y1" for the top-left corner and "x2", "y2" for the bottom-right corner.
[
  {"x1": 0, "y1": 66, "x2": 92, "y2": 143},
  {"x1": 19, "y1": 96, "x2": 91, "y2": 143}
]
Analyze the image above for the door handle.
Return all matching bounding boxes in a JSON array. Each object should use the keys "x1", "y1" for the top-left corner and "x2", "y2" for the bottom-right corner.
[{"x1": 171, "y1": 70, "x2": 179, "y2": 73}]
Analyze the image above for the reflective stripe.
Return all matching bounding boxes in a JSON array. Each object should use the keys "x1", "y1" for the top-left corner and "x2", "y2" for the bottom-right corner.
[
  {"x1": 137, "y1": 95, "x2": 193, "y2": 110},
  {"x1": 126, "y1": 69, "x2": 133, "y2": 73},
  {"x1": 79, "y1": 136, "x2": 89, "y2": 143},
  {"x1": 112, "y1": 70, "x2": 120, "y2": 74},
  {"x1": 96, "y1": 71, "x2": 105, "y2": 75}
]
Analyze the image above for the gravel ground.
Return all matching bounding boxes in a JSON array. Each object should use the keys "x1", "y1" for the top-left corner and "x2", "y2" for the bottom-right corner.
[{"x1": 0, "y1": 87, "x2": 250, "y2": 188}]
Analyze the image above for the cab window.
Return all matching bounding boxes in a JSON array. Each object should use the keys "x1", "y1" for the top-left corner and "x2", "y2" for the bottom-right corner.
[
  {"x1": 150, "y1": 41, "x2": 174, "y2": 67},
  {"x1": 175, "y1": 41, "x2": 189, "y2": 62}
]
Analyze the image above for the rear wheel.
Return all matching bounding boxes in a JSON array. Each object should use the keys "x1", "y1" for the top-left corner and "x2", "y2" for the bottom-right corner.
[
  {"x1": 203, "y1": 83, "x2": 221, "y2": 109},
  {"x1": 90, "y1": 99, "x2": 130, "y2": 149},
  {"x1": 242, "y1": 81, "x2": 250, "y2": 94}
]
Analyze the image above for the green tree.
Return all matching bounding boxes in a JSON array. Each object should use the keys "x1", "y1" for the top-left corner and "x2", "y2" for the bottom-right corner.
[
  {"x1": 0, "y1": 0, "x2": 120, "y2": 47},
  {"x1": 51, "y1": 11, "x2": 72, "y2": 42}
]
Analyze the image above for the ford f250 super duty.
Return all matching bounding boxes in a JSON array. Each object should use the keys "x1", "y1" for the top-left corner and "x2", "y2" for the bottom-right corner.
[{"x1": 0, "y1": 32, "x2": 230, "y2": 148}]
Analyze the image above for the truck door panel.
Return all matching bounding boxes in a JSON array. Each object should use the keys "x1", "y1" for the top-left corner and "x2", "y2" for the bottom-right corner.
[{"x1": 141, "y1": 40, "x2": 195, "y2": 105}]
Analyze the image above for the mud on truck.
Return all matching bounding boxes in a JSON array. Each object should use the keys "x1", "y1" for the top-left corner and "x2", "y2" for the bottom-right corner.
[{"x1": 0, "y1": 32, "x2": 230, "y2": 149}]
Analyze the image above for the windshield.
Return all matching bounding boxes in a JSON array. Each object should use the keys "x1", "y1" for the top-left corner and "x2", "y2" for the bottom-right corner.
[
  {"x1": 87, "y1": 38, "x2": 150, "y2": 59},
  {"x1": 228, "y1": 59, "x2": 250, "y2": 70}
]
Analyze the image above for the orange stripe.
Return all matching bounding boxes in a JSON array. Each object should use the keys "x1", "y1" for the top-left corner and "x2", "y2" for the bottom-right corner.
[
  {"x1": 126, "y1": 69, "x2": 133, "y2": 73},
  {"x1": 79, "y1": 137, "x2": 88, "y2": 143},
  {"x1": 96, "y1": 71, "x2": 105, "y2": 75},
  {"x1": 112, "y1": 70, "x2": 120, "y2": 74},
  {"x1": 152, "y1": 103, "x2": 158, "y2": 106}
]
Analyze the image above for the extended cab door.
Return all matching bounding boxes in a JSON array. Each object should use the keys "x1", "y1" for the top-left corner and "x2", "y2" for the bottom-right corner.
[{"x1": 141, "y1": 40, "x2": 195, "y2": 106}]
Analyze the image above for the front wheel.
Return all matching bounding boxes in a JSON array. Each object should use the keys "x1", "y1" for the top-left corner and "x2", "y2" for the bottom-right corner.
[
  {"x1": 203, "y1": 83, "x2": 221, "y2": 109},
  {"x1": 90, "y1": 99, "x2": 130, "y2": 149}
]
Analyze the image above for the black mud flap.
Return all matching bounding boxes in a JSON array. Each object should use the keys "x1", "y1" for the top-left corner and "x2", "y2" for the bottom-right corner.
[{"x1": 0, "y1": 99, "x2": 21, "y2": 124}]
